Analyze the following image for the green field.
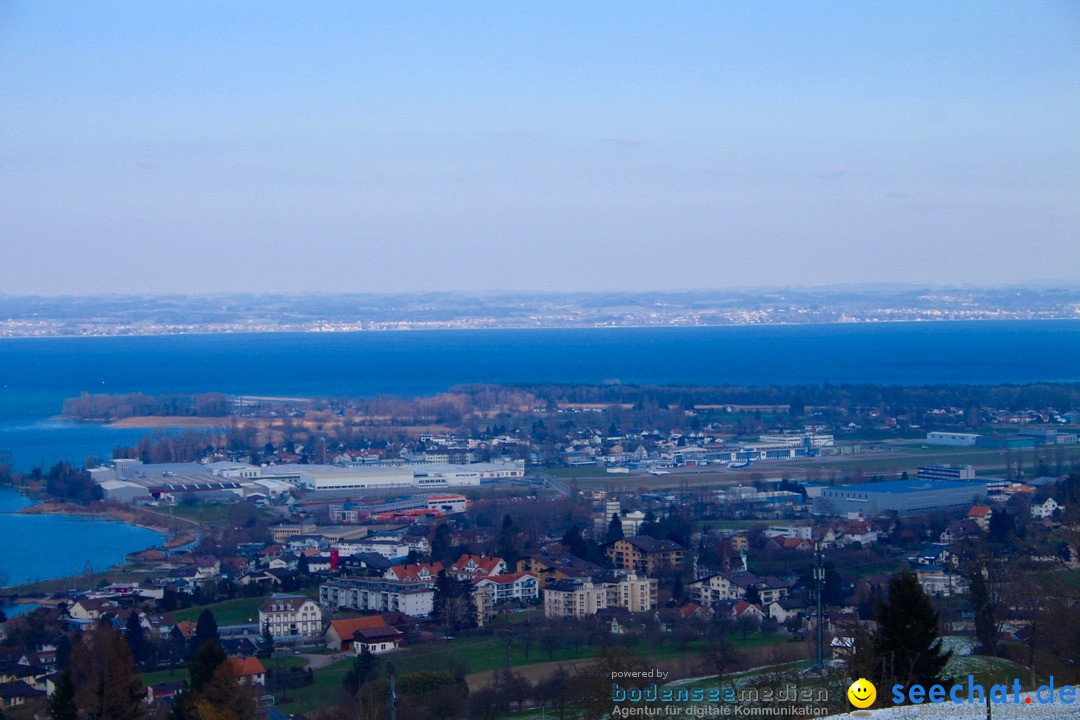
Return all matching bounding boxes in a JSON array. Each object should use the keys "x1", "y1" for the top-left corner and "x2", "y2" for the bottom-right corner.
[
  {"x1": 174, "y1": 597, "x2": 265, "y2": 625},
  {"x1": 166, "y1": 503, "x2": 273, "y2": 525},
  {"x1": 272, "y1": 632, "x2": 795, "y2": 714},
  {"x1": 140, "y1": 655, "x2": 307, "y2": 690}
]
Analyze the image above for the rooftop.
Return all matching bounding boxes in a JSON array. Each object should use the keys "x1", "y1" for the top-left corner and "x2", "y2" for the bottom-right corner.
[{"x1": 827, "y1": 479, "x2": 987, "y2": 494}]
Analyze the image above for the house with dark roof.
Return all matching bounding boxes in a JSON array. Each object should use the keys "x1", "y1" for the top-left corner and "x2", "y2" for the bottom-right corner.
[
  {"x1": 688, "y1": 570, "x2": 790, "y2": 606},
  {"x1": 0, "y1": 680, "x2": 44, "y2": 710},
  {"x1": 352, "y1": 625, "x2": 404, "y2": 655},
  {"x1": 516, "y1": 552, "x2": 605, "y2": 588},
  {"x1": 339, "y1": 552, "x2": 394, "y2": 576}
]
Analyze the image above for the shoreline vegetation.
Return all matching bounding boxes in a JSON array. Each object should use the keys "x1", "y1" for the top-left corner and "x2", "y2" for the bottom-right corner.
[
  {"x1": 105, "y1": 416, "x2": 229, "y2": 428},
  {"x1": 17, "y1": 500, "x2": 197, "y2": 537}
]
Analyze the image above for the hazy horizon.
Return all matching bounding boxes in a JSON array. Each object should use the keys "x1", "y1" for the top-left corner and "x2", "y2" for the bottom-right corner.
[{"x1": 2, "y1": 1, "x2": 1078, "y2": 295}]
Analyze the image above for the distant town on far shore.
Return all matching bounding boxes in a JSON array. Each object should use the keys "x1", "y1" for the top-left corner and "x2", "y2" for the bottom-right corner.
[{"x1": 1, "y1": 286, "x2": 1080, "y2": 337}]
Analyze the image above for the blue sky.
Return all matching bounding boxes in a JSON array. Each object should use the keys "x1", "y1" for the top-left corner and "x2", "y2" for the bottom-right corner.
[{"x1": 1, "y1": 1, "x2": 1078, "y2": 294}]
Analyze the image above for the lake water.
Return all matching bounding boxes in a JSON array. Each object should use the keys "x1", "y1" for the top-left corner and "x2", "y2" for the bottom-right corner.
[
  {"x1": 1, "y1": 322, "x2": 1079, "y2": 470},
  {"x1": 0, "y1": 487, "x2": 165, "y2": 589}
]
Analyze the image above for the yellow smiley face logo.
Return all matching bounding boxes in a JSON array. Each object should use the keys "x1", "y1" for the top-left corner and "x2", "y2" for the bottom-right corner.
[{"x1": 847, "y1": 678, "x2": 877, "y2": 709}]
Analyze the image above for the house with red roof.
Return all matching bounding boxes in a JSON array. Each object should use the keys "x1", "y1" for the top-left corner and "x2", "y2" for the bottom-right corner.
[
  {"x1": 383, "y1": 562, "x2": 444, "y2": 583},
  {"x1": 449, "y1": 554, "x2": 507, "y2": 580},
  {"x1": 967, "y1": 504, "x2": 993, "y2": 531},
  {"x1": 227, "y1": 656, "x2": 266, "y2": 686},
  {"x1": 730, "y1": 601, "x2": 765, "y2": 621},
  {"x1": 324, "y1": 615, "x2": 394, "y2": 651}
]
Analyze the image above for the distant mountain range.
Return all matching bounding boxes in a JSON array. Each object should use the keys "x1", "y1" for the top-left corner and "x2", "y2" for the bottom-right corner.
[{"x1": 1, "y1": 287, "x2": 1079, "y2": 336}]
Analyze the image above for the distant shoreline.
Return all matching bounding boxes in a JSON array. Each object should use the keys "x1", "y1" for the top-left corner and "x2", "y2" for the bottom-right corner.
[{"x1": 2, "y1": 315, "x2": 1080, "y2": 339}]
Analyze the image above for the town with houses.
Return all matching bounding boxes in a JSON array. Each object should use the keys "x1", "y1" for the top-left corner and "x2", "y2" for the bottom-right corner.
[{"x1": 1, "y1": 392, "x2": 1079, "y2": 718}]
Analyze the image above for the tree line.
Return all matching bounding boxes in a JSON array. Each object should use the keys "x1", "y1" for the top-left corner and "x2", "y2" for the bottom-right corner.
[{"x1": 62, "y1": 392, "x2": 232, "y2": 421}]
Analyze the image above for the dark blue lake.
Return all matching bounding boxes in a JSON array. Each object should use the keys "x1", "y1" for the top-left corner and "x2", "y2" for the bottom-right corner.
[
  {"x1": 0, "y1": 488, "x2": 164, "y2": 590},
  {"x1": 1, "y1": 322, "x2": 1079, "y2": 470}
]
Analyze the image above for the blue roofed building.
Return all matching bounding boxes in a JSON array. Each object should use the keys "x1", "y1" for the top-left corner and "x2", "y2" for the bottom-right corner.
[{"x1": 813, "y1": 479, "x2": 988, "y2": 517}]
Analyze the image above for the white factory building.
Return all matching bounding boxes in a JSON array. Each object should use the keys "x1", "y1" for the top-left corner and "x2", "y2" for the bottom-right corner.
[{"x1": 87, "y1": 459, "x2": 524, "y2": 500}]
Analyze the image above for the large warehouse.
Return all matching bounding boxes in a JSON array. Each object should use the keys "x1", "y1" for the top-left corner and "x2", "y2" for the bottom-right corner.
[{"x1": 814, "y1": 479, "x2": 988, "y2": 517}]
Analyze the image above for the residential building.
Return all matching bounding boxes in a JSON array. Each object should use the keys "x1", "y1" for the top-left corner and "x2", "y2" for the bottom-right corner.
[
  {"x1": 967, "y1": 505, "x2": 993, "y2": 531},
  {"x1": 688, "y1": 571, "x2": 790, "y2": 606},
  {"x1": 449, "y1": 554, "x2": 507, "y2": 580},
  {"x1": 604, "y1": 537, "x2": 684, "y2": 576},
  {"x1": 1031, "y1": 498, "x2": 1063, "y2": 519},
  {"x1": 543, "y1": 574, "x2": 657, "y2": 619},
  {"x1": 325, "y1": 616, "x2": 396, "y2": 652},
  {"x1": 384, "y1": 563, "x2": 444, "y2": 582},
  {"x1": 320, "y1": 578, "x2": 435, "y2": 617},
  {"x1": 227, "y1": 656, "x2": 267, "y2": 686},
  {"x1": 516, "y1": 552, "x2": 605, "y2": 588},
  {"x1": 258, "y1": 594, "x2": 323, "y2": 639},
  {"x1": 352, "y1": 625, "x2": 404, "y2": 655},
  {"x1": 471, "y1": 573, "x2": 539, "y2": 603}
]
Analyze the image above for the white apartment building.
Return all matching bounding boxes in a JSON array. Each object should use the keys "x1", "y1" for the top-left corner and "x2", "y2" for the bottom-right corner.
[
  {"x1": 258, "y1": 594, "x2": 323, "y2": 639},
  {"x1": 320, "y1": 578, "x2": 435, "y2": 617},
  {"x1": 543, "y1": 574, "x2": 657, "y2": 619}
]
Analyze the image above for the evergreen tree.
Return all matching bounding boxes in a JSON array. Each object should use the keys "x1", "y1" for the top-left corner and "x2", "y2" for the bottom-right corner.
[
  {"x1": 188, "y1": 639, "x2": 227, "y2": 694},
  {"x1": 968, "y1": 562, "x2": 999, "y2": 656},
  {"x1": 125, "y1": 611, "x2": 147, "y2": 668},
  {"x1": 194, "y1": 609, "x2": 219, "y2": 649},
  {"x1": 343, "y1": 647, "x2": 380, "y2": 694},
  {"x1": 987, "y1": 509, "x2": 1016, "y2": 546},
  {"x1": 431, "y1": 523, "x2": 452, "y2": 564},
  {"x1": 56, "y1": 633, "x2": 74, "y2": 670},
  {"x1": 873, "y1": 571, "x2": 952, "y2": 690},
  {"x1": 496, "y1": 514, "x2": 520, "y2": 566},
  {"x1": 431, "y1": 570, "x2": 478, "y2": 632},
  {"x1": 605, "y1": 513, "x2": 624, "y2": 543},
  {"x1": 258, "y1": 620, "x2": 275, "y2": 657},
  {"x1": 561, "y1": 524, "x2": 589, "y2": 560},
  {"x1": 47, "y1": 668, "x2": 79, "y2": 720}
]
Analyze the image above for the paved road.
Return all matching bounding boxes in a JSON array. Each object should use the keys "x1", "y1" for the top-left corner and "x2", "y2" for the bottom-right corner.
[{"x1": 535, "y1": 472, "x2": 571, "y2": 497}]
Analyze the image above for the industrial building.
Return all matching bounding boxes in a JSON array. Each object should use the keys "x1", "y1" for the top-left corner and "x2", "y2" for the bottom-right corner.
[
  {"x1": 917, "y1": 465, "x2": 976, "y2": 482},
  {"x1": 85, "y1": 459, "x2": 524, "y2": 501},
  {"x1": 925, "y1": 432, "x2": 980, "y2": 446},
  {"x1": 814, "y1": 479, "x2": 988, "y2": 517},
  {"x1": 329, "y1": 494, "x2": 468, "y2": 523}
]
